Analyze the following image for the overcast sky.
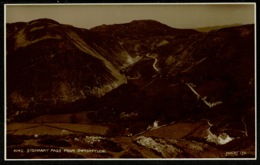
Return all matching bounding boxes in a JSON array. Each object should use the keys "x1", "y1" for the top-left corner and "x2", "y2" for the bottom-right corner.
[{"x1": 5, "y1": 4, "x2": 255, "y2": 29}]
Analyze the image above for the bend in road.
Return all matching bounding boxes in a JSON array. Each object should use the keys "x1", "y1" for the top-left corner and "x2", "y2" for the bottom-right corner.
[{"x1": 146, "y1": 53, "x2": 160, "y2": 72}]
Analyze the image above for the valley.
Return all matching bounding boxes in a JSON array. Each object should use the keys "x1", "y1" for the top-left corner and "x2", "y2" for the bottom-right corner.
[{"x1": 6, "y1": 18, "x2": 255, "y2": 159}]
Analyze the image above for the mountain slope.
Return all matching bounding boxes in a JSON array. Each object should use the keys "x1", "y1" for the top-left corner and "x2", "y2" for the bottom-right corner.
[
  {"x1": 7, "y1": 18, "x2": 135, "y2": 115},
  {"x1": 6, "y1": 19, "x2": 255, "y2": 136},
  {"x1": 97, "y1": 24, "x2": 255, "y2": 137},
  {"x1": 91, "y1": 20, "x2": 201, "y2": 58}
]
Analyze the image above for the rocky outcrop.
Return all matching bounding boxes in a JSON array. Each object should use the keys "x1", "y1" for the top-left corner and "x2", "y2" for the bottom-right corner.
[{"x1": 136, "y1": 136, "x2": 182, "y2": 158}]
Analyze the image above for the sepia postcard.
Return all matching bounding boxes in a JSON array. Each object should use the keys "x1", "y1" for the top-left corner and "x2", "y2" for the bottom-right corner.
[{"x1": 4, "y1": 3, "x2": 256, "y2": 160}]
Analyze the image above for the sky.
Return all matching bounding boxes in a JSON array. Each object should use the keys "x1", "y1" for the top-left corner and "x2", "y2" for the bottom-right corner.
[{"x1": 5, "y1": 4, "x2": 255, "y2": 29}]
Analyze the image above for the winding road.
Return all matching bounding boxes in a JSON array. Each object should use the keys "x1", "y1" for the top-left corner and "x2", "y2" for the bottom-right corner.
[
  {"x1": 139, "y1": 53, "x2": 160, "y2": 90},
  {"x1": 146, "y1": 53, "x2": 160, "y2": 72}
]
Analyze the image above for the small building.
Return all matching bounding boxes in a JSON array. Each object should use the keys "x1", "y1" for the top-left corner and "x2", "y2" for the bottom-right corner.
[{"x1": 153, "y1": 120, "x2": 159, "y2": 128}]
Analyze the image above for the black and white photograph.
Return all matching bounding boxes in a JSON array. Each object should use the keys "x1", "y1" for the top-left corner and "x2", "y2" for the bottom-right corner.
[{"x1": 4, "y1": 3, "x2": 256, "y2": 160}]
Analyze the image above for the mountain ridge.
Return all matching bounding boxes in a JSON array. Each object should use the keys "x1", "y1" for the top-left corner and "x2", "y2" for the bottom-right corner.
[
  {"x1": 90, "y1": 19, "x2": 201, "y2": 39},
  {"x1": 6, "y1": 19, "x2": 255, "y2": 132},
  {"x1": 5, "y1": 18, "x2": 255, "y2": 159},
  {"x1": 194, "y1": 23, "x2": 244, "y2": 32}
]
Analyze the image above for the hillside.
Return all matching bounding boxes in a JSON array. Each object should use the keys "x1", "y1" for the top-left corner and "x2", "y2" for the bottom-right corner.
[
  {"x1": 6, "y1": 19, "x2": 255, "y2": 159},
  {"x1": 7, "y1": 18, "x2": 135, "y2": 117},
  {"x1": 195, "y1": 24, "x2": 243, "y2": 32}
]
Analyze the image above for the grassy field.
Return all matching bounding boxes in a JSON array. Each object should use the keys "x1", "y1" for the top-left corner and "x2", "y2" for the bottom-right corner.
[
  {"x1": 139, "y1": 122, "x2": 203, "y2": 139},
  {"x1": 29, "y1": 111, "x2": 91, "y2": 123},
  {"x1": 6, "y1": 120, "x2": 255, "y2": 159},
  {"x1": 7, "y1": 123, "x2": 109, "y2": 136}
]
